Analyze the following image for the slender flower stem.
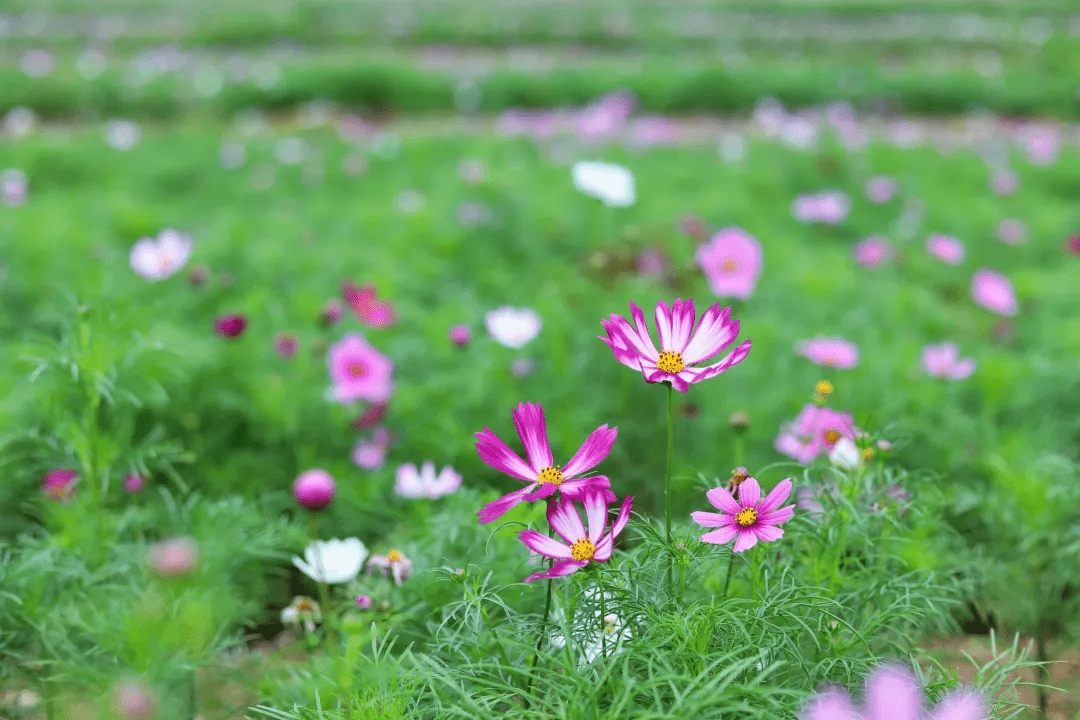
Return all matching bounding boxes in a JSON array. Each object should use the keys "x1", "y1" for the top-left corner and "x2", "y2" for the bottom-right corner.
[
  {"x1": 664, "y1": 383, "x2": 675, "y2": 597},
  {"x1": 525, "y1": 522, "x2": 556, "y2": 703},
  {"x1": 599, "y1": 573, "x2": 608, "y2": 660},
  {"x1": 722, "y1": 551, "x2": 737, "y2": 599}
]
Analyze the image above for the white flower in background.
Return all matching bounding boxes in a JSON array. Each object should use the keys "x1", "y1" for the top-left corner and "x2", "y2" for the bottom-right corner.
[
  {"x1": 105, "y1": 119, "x2": 142, "y2": 151},
  {"x1": 129, "y1": 229, "x2": 193, "y2": 281},
  {"x1": 828, "y1": 437, "x2": 863, "y2": 471},
  {"x1": 280, "y1": 596, "x2": 322, "y2": 633},
  {"x1": 292, "y1": 538, "x2": 367, "y2": 584},
  {"x1": 485, "y1": 306, "x2": 541, "y2": 349},
  {"x1": 571, "y1": 161, "x2": 636, "y2": 207},
  {"x1": 395, "y1": 462, "x2": 462, "y2": 499},
  {"x1": 550, "y1": 600, "x2": 633, "y2": 667}
]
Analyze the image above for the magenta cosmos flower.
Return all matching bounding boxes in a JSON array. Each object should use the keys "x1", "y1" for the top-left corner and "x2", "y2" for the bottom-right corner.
[
  {"x1": 852, "y1": 236, "x2": 893, "y2": 269},
  {"x1": 921, "y1": 343, "x2": 976, "y2": 380},
  {"x1": 691, "y1": 476, "x2": 795, "y2": 552},
  {"x1": 518, "y1": 489, "x2": 633, "y2": 582},
  {"x1": 599, "y1": 299, "x2": 752, "y2": 393},
  {"x1": 368, "y1": 549, "x2": 412, "y2": 586},
  {"x1": 926, "y1": 234, "x2": 964, "y2": 265},
  {"x1": 695, "y1": 227, "x2": 763, "y2": 300},
  {"x1": 971, "y1": 269, "x2": 1018, "y2": 317},
  {"x1": 801, "y1": 662, "x2": 987, "y2": 720},
  {"x1": 293, "y1": 469, "x2": 336, "y2": 510},
  {"x1": 475, "y1": 402, "x2": 617, "y2": 523},
  {"x1": 775, "y1": 404, "x2": 860, "y2": 464},
  {"x1": 327, "y1": 332, "x2": 393, "y2": 404},
  {"x1": 795, "y1": 337, "x2": 859, "y2": 369}
]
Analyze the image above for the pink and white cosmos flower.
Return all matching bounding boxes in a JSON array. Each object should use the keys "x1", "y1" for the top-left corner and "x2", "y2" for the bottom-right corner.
[
  {"x1": 519, "y1": 489, "x2": 633, "y2": 582},
  {"x1": 599, "y1": 299, "x2": 752, "y2": 393},
  {"x1": 475, "y1": 402, "x2": 617, "y2": 524},
  {"x1": 921, "y1": 342, "x2": 976, "y2": 380},
  {"x1": 327, "y1": 333, "x2": 394, "y2": 404},
  {"x1": 691, "y1": 476, "x2": 796, "y2": 553},
  {"x1": 795, "y1": 337, "x2": 859, "y2": 369}
]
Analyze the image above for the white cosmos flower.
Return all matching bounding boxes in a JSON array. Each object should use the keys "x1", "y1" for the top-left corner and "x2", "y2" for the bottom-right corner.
[
  {"x1": 129, "y1": 229, "x2": 193, "y2": 281},
  {"x1": 571, "y1": 161, "x2": 636, "y2": 207},
  {"x1": 292, "y1": 538, "x2": 367, "y2": 584},
  {"x1": 828, "y1": 437, "x2": 863, "y2": 471},
  {"x1": 485, "y1": 306, "x2": 541, "y2": 349},
  {"x1": 395, "y1": 461, "x2": 462, "y2": 499},
  {"x1": 549, "y1": 589, "x2": 633, "y2": 667}
]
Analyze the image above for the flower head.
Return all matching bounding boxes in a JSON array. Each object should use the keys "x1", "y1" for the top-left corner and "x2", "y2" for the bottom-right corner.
[
  {"x1": 327, "y1": 332, "x2": 394, "y2": 404},
  {"x1": 43, "y1": 468, "x2": 77, "y2": 501},
  {"x1": 926, "y1": 234, "x2": 964, "y2": 265},
  {"x1": 395, "y1": 462, "x2": 462, "y2": 499},
  {"x1": 571, "y1": 161, "x2": 636, "y2": 207},
  {"x1": 599, "y1": 299, "x2": 752, "y2": 393},
  {"x1": 293, "y1": 538, "x2": 367, "y2": 584},
  {"x1": 352, "y1": 427, "x2": 393, "y2": 470},
  {"x1": 792, "y1": 191, "x2": 850, "y2": 224},
  {"x1": 123, "y1": 474, "x2": 146, "y2": 493},
  {"x1": 368, "y1": 549, "x2": 412, "y2": 586},
  {"x1": 971, "y1": 269, "x2": 1018, "y2": 317},
  {"x1": 342, "y1": 281, "x2": 397, "y2": 328},
  {"x1": 695, "y1": 227, "x2": 763, "y2": 300},
  {"x1": 864, "y1": 176, "x2": 897, "y2": 204},
  {"x1": 275, "y1": 333, "x2": 299, "y2": 359},
  {"x1": 319, "y1": 299, "x2": 344, "y2": 327},
  {"x1": 775, "y1": 404, "x2": 860, "y2": 464},
  {"x1": 1065, "y1": 234, "x2": 1080, "y2": 256},
  {"x1": 921, "y1": 343, "x2": 976, "y2": 380},
  {"x1": 485, "y1": 306, "x2": 542, "y2": 349},
  {"x1": 281, "y1": 596, "x2": 322, "y2": 633},
  {"x1": 110, "y1": 679, "x2": 158, "y2": 720},
  {"x1": 355, "y1": 594, "x2": 373, "y2": 609},
  {"x1": 997, "y1": 219, "x2": 1026, "y2": 245},
  {"x1": 215, "y1": 314, "x2": 247, "y2": 339},
  {"x1": 828, "y1": 437, "x2": 863, "y2": 471},
  {"x1": 692, "y1": 476, "x2": 795, "y2": 552},
  {"x1": 449, "y1": 324, "x2": 471, "y2": 347},
  {"x1": 293, "y1": 469, "x2": 336, "y2": 510},
  {"x1": 475, "y1": 402, "x2": 617, "y2": 523},
  {"x1": 519, "y1": 490, "x2": 633, "y2": 582},
  {"x1": 147, "y1": 537, "x2": 199, "y2": 577},
  {"x1": 796, "y1": 337, "x2": 859, "y2": 369},
  {"x1": 2, "y1": 168, "x2": 28, "y2": 207},
  {"x1": 129, "y1": 229, "x2": 192, "y2": 281},
  {"x1": 852, "y1": 236, "x2": 893, "y2": 269}
]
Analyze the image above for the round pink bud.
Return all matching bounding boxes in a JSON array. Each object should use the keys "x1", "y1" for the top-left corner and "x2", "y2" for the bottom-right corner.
[
  {"x1": 449, "y1": 324, "x2": 471, "y2": 347},
  {"x1": 123, "y1": 474, "x2": 146, "y2": 493},
  {"x1": 43, "y1": 468, "x2": 78, "y2": 501},
  {"x1": 274, "y1": 333, "x2": 299, "y2": 359},
  {"x1": 147, "y1": 537, "x2": 199, "y2": 577},
  {"x1": 215, "y1": 313, "x2": 247, "y2": 339},
  {"x1": 293, "y1": 469, "x2": 336, "y2": 510},
  {"x1": 111, "y1": 679, "x2": 158, "y2": 719},
  {"x1": 355, "y1": 594, "x2": 373, "y2": 609}
]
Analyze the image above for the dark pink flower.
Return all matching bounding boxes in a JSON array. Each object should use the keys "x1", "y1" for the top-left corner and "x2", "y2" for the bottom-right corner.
[
  {"x1": 449, "y1": 324, "x2": 471, "y2": 347},
  {"x1": 1067, "y1": 234, "x2": 1080, "y2": 256},
  {"x1": 475, "y1": 402, "x2": 617, "y2": 524},
  {"x1": 852, "y1": 236, "x2": 893, "y2": 269},
  {"x1": 327, "y1": 333, "x2": 394, "y2": 404},
  {"x1": 695, "y1": 228, "x2": 763, "y2": 300},
  {"x1": 293, "y1": 469, "x2": 336, "y2": 510},
  {"x1": 353, "y1": 402, "x2": 387, "y2": 430},
  {"x1": 274, "y1": 333, "x2": 299, "y2": 359},
  {"x1": 971, "y1": 269, "x2": 1018, "y2": 317},
  {"x1": 43, "y1": 468, "x2": 77, "y2": 502},
  {"x1": 319, "y1": 299, "x2": 343, "y2": 327},
  {"x1": 518, "y1": 489, "x2": 633, "y2": 582},
  {"x1": 692, "y1": 476, "x2": 795, "y2": 553},
  {"x1": 355, "y1": 594, "x2": 373, "y2": 609},
  {"x1": 123, "y1": 474, "x2": 146, "y2": 493},
  {"x1": 342, "y1": 281, "x2": 397, "y2": 328},
  {"x1": 215, "y1": 314, "x2": 246, "y2": 339}
]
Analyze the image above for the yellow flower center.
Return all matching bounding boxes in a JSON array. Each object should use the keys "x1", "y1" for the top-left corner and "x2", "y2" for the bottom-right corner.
[
  {"x1": 862, "y1": 448, "x2": 874, "y2": 462},
  {"x1": 822, "y1": 353, "x2": 838, "y2": 367},
  {"x1": 537, "y1": 465, "x2": 564, "y2": 486},
  {"x1": 721, "y1": 258, "x2": 738, "y2": 272},
  {"x1": 815, "y1": 380, "x2": 833, "y2": 398},
  {"x1": 735, "y1": 508, "x2": 758, "y2": 527},
  {"x1": 570, "y1": 538, "x2": 596, "y2": 562},
  {"x1": 348, "y1": 362, "x2": 366, "y2": 378},
  {"x1": 824, "y1": 430, "x2": 842, "y2": 445},
  {"x1": 296, "y1": 598, "x2": 315, "y2": 612},
  {"x1": 657, "y1": 350, "x2": 685, "y2": 374},
  {"x1": 388, "y1": 549, "x2": 403, "y2": 563}
]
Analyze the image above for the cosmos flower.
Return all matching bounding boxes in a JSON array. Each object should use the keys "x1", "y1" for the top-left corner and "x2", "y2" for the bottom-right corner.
[
  {"x1": 852, "y1": 236, "x2": 893, "y2": 269},
  {"x1": 147, "y1": 537, "x2": 200, "y2": 577},
  {"x1": 293, "y1": 538, "x2": 368, "y2": 585},
  {"x1": 485, "y1": 307, "x2": 542, "y2": 349},
  {"x1": 280, "y1": 596, "x2": 322, "y2": 633},
  {"x1": 368, "y1": 549, "x2": 412, "y2": 586},
  {"x1": 926, "y1": 234, "x2": 964, "y2": 265},
  {"x1": 775, "y1": 404, "x2": 860, "y2": 464},
  {"x1": 327, "y1": 333, "x2": 394, "y2": 404},
  {"x1": 864, "y1": 176, "x2": 897, "y2": 204},
  {"x1": 395, "y1": 462, "x2": 462, "y2": 499},
  {"x1": 599, "y1": 299, "x2": 752, "y2": 393},
  {"x1": 572, "y1": 161, "x2": 637, "y2": 207},
  {"x1": 695, "y1": 227, "x2": 764, "y2": 300},
  {"x1": 42, "y1": 468, "x2": 78, "y2": 501},
  {"x1": 129, "y1": 229, "x2": 193, "y2": 281},
  {"x1": 921, "y1": 343, "x2": 976, "y2": 380},
  {"x1": 519, "y1": 489, "x2": 633, "y2": 582},
  {"x1": 215, "y1": 314, "x2": 247, "y2": 339},
  {"x1": 792, "y1": 191, "x2": 850, "y2": 224},
  {"x1": 352, "y1": 427, "x2": 392, "y2": 470},
  {"x1": 970, "y1": 269, "x2": 1018, "y2": 317},
  {"x1": 342, "y1": 281, "x2": 396, "y2": 328},
  {"x1": 691, "y1": 476, "x2": 795, "y2": 552},
  {"x1": 475, "y1": 402, "x2": 617, "y2": 523},
  {"x1": 795, "y1": 337, "x2": 859, "y2": 369}
]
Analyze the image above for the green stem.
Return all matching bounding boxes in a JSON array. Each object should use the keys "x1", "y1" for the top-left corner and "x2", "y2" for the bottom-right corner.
[
  {"x1": 478, "y1": 594, "x2": 512, "y2": 668},
  {"x1": 664, "y1": 383, "x2": 675, "y2": 598},
  {"x1": 599, "y1": 574, "x2": 608, "y2": 661},
  {"x1": 722, "y1": 551, "x2": 737, "y2": 599},
  {"x1": 525, "y1": 522, "x2": 556, "y2": 704}
]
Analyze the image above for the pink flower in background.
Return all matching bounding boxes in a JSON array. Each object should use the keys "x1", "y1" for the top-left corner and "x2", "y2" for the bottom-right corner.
[
  {"x1": 110, "y1": 679, "x2": 157, "y2": 719},
  {"x1": 129, "y1": 229, "x2": 193, "y2": 281},
  {"x1": 147, "y1": 537, "x2": 199, "y2": 577},
  {"x1": 800, "y1": 662, "x2": 986, "y2": 720},
  {"x1": 599, "y1": 299, "x2": 752, "y2": 393},
  {"x1": 355, "y1": 594, "x2": 373, "y2": 609},
  {"x1": 637, "y1": 247, "x2": 669, "y2": 279},
  {"x1": 971, "y1": 269, "x2": 1018, "y2": 317},
  {"x1": 695, "y1": 227, "x2": 763, "y2": 300},
  {"x1": 449, "y1": 324, "x2": 471, "y2": 347},
  {"x1": 510, "y1": 357, "x2": 535, "y2": 378},
  {"x1": 342, "y1": 281, "x2": 397, "y2": 328},
  {"x1": 926, "y1": 234, "x2": 964, "y2": 265},
  {"x1": 105, "y1": 119, "x2": 142, "y2": 151},
  {"x1": 989, "y1": 170, "x2": 1018, "y2": 196},
  {"x1": 1067, "y1": 234, "x2": 1080, "y2": 256},
  {"x1": 792, "y1": 191, "x2": 850, "y2": 224},
  {"x1": 458, "y1": 158, "x2": 486, "y2": 184},
  {"x1": 123, "y1": 474, "x2": 146, "y2": 493},
  {"x1": 352, "y1": 427, "x2": 392, "y2": 470},
  {"x1": 1020, "y1": 125, "x2": 1060, "y2": 166},
  {"x1": 327, "y1": 333, "x2": 393, "y2": 404},
  {"x1": 368, "y1": 549, "x2": 412, "y2": 586},
  {"x1": 574, "y1": 90, "x2": 635, "y2": 142},
  {"x1": 864, "y1": 176, "x2": 897, "y2": 204},
  {"x1": 852, "y1": 236, "x2": 893, "y2": 269},
  {"x1": 475, "y1": 402, "x2": 618, "y2": 523},
  {"x1": 795, "y1": 337, "x2": 859, "y2": 369},
  {"x1": 775, "y1": 404, "x2": 860, "y2": 464},
  {"x1": 692, "y1": 476, "x2": 795, "y2": 552},
  {"x1": 630, "y1": 115, "x2": 677, "y2": 146},
  {"x1": 319, "y1": 299, "x2": 343, "y2": 327},
  {"x1": 293, "y1": 469, "x2": 336, "y2": 510},
  {"x1": 352, "y1": 402, "x2": 387, "y2": 430},
  {"x1": 20, "y1": 49, "x2": 54, "y2": 78},
  {"x1": 519, "y1": 489, "x2": 633, "y2": 582},
  {"x1": 215, "y1": 314, "x2": 247, "y2": 339},
  {"x1": 274, "y1": 333, "x2": 299, "y2": 359},
  {"x1": 43, "y1": 469, "x2": 78, "y2": 502},
  {"x1": 395, "y1": 462, "x2": 462, "y2": 499},
  {"x1": 921, "y1": 343, "x2": 976, "y2": 380},
  {"x1": 677, "y1": 213, "x2": 709, "y2": 242},
  {"x1": 997, "y1": 219, "x2": 1026, "y2": 245},
  {"x1": 2, "y1": 168, "x2": 27, "y2": 207}
]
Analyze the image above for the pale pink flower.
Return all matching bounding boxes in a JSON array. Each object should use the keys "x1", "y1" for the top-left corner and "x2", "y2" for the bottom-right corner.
[
  {"x1": 395, "y1": 462, "x2": 462, "y2": 499},
  {"x1": 630, "y1": 116, "x2": 677, "y2": 146},
  {"x1": 2, "y1": 169, "x2": 27, "y2": 207},
  {"x1": 147, "y1": 537, "x2": 199, "y2": 577},
  {"x1": 274, "y1": 333, "x2": 299, "y2": 359},
  {"x1": 1020, "y1": 125, "x2": 1059, "y2": 166},
  {"x1": 864, "y1": 176, "x2": 897, "y2": 204},
  {"x1": 637, "y1": 247, "x2": 669, "y2": 279},
  {"x1": 921, "y1": 343, "x2": 976, "y2": 380},
  {"x1": 852, "y1": 236, "x2": 893, "y2": 269},
  {"x1": 989, "y1": 170, "x2": 1018, "y2": 196},
  {"x1": 110, "y1": 679, "x2": 157, "y2": 720},
  {"x1": 926, "y1": 234, "x2": 964, "y2": 265},
  {"x1": 971, "y1": 269, "x2": 1018, "y2": 317},
  {"x1": 123, "y1": 474, "x2": 146, "y2": 493},
  {"x1": 352, "y1": 428, "x2": 392, "y2": 470},
  {"x1": 129, "y1": 229, "x2": 193, "y2": 281},
  {"x1": 997, "y1": 218, "x2": 1025, "y2": 245},
  {"x1": 449, "y1": 324, "x2": 471, "y2": 346},
  {"x1": 792, "y1": 192, "x2": 850, "y2": 224},
  {"x1": 795, "y1": 337, "x2": 859, "y2": 369},
  {"x1": 486, "y1": 306, "x2": 541, "y2": 349},
  {"x1": 695, "y1": 227, "x2": 763, "y2": 300},
  {"x1": 327, "y1": 333, "x2": 394, "y2": 404},
  {"x1": 368, "y1": 549, "x2": 412, "y2": 586},
  {"x1": 518, "y1": 489, "x2": 633, "y2": 582},
  {"x1": 692, "y1": 476, "x2": 795, "y2": 553},
  {"x1": 775, "y1": 404, "x2": 860, "y2": 464}
]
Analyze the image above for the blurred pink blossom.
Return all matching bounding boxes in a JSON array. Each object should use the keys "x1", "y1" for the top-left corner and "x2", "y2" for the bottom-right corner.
[
  {"x1": 352, "y1": 428, "x2": 392, "y2": 470},
  {"x1": 921, "y1": 343, "x2": 976, "y2": 380},
  {"x1": 43, "y1": 469, "x2": 78, "y2": 502},
  {"x1": 997, "y1": 218, "x2": 1026, "y2": 245},
  {"x1": 971, "y1": 269, "x2": 1018, "y2": 317},
  {"x1": 274, "y1": 333, "x2": 299, "y2": 359},
  {"x1": 852, "y1": 236, "x2": 893, "y2": 269},
  {"x1": 926, "y1": 234, "x2": 964, "y2": 265},
  {"x1": 800, "y1": 662, "x2": 985, "y2": 720},
  {"x1": 637, "y1": 247, "x2": 669, "y2": 279},
  {"x1": 449, "y1": 324, "x2": 471, "y2": 347},
  {"x1": 1, "y1": 169, "x2": 27, "y2": 207},
  {"x1": 123, "y1": 474, "x2": 146, "y2": 493},
  {"x1": 147, "y1": 537, "x2": 199, "y2": 577},
  {"x1": 695, "y1": 227, "x2": 763, "y2": 299},
  {"x1": 989, "y1": 170, "x2": 1018, "y2": 196},
  {"x1": 792, "y1": 191, "x2": 850, "y2": 224},
  {"x1": 864, "y1": 176, "x2": 897, "y2": 204},
  {"x1": 1020, "y1": 125, "x2": 1060, "y2": 166},
  {"x1": 328, "y1": 333, "x2": 394, "y2": 404},
  {"x1": 795, "y1": 337, "x2": 859, "y2": 369},
  {"x1": 775, "y1": 405, "x2": 860, "y2": 465}
]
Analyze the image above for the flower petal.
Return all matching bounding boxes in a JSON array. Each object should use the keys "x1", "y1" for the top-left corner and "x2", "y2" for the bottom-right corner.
[
  {"x1": 562, "y1": 424, "x2": 618, "y2": 478},
  {"x1": 477, "y1": 484, "x2": 537, "y2": 524},
  {"x1": 524, "y1": 559, "x2": 588, "y2": 583},
  {"x1": 690, "y1": 339, "x2": 752, "y2": 380},
  {"x1": 737, "y1": 478, "x2": 761, "y2": 507},
  {"x1": 512, "y1": 402, "x2": 554, "y2": 472},
  {"x1": 801, "y1": 688, "x2": 861, "y2": 720},
  {"x1": 753, "y1": 525, "x2": 784, "y2": 543},
  {"x1": 583, "y1": 491, "x2": 609, "y2": 543},
  {"x1": 682, "y1": 304, "x2": 737, "y2": 365},
  {"x1": 519, "y1": 529, "x2": 573, "y2": 559},
  {"x1": 522, "y1": 483, "x2": 558, "y2": 502},
  {"x1": 705, "y1": 486, "x2": 742, "y2": 515},
  {"x1": 691, "y1": 510, "x2": 730, "y2": 528},
  {"x1": 548, "y1": 495, "x2": 586, "y2": 544},
  {"x1": 865, "y1": 664, "x2": 923, "y2": 720},
  {"x1": 758, "y1": 479, "x2": 794, "y2": 513},
  {"x1": 610, "y1": 495, "x2": 633, "y2": 539},
  {"x1": 560, "y1": 475, "x2": 616, "y2": 503},
  {"x1": 925, "y1": 692, "x2": 987, "y2": 720},
  {"x1": 594, "y1": 532, "x2": 614, "y2": 561},
  {"x1": 732, "y1": 529, "x2": 758, "y2": 552},
  {"x1": 475, "y1": 428, "x2": 535, "y2": 482},
  {"x1": 654, "y1": 300, "x2": 674, "y2": 350},
  {"x1": 758, "y1": 505, "x2": 796, "y2": 526},
  {"x1": 669, "y1": 298, "x2": 697, "y2": 353},
  {"x1": 701, "y1": 526, "x2": 739, "y2": 545}
]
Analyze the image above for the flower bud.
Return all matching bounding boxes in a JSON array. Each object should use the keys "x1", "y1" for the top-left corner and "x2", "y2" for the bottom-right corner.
[
  {"x1": 292, "y1": 469, "x2": 335, "y2": 510},
  {"x1": 147, "y1": 537, "x2": 199, "y2": 577}
]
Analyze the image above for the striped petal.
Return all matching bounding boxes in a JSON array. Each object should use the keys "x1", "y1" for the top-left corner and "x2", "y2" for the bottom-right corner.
[
  {"x1": 682, "y1": 304, "x2": 736, "y2": 365},
  {"x1": 548, "y1": 495, "x2": 586, "y2": 545},
  {"x1": 512, "y1": 402, "x2": 554, "y2": 472},
  {"x1": 475, "y1": 428, "x2": 535, "y2": 482},
  {"x1": 562, "y1": 424, "x2": 618, "y2": 478},
  {"x1": 519, "y1": 529, "x2": 573, "y2": 559},
  {"x1": 524, "y1": 559, "x2": 588, "y2": 583}
]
